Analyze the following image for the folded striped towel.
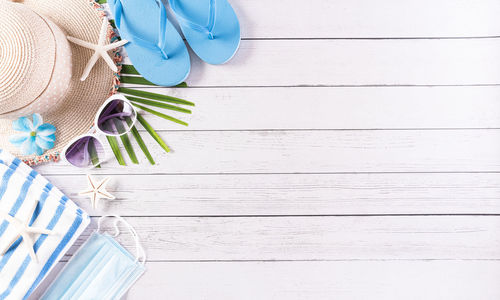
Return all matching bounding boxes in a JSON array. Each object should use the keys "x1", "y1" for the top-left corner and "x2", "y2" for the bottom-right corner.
[{"x1": 0, "y1": 150, "x2": 90, "y2": 300}]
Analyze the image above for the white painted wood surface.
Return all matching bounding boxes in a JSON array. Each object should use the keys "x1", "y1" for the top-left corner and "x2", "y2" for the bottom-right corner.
[
  {"x1": 232, "y1": 0, "x2": 500, "y2": 38},
  {"x1": 59, "y1": 216, "x2": 500, "y2": 261},
  {"x1": 42, "y1": 173, "x2": 500, "y2": 215},
  {"x1": 34, "y1": 260, "x2": 500, "y2": 300},
  {"x1": 35, "y1": 130, "x2": 500, "y2": 174},
  {"x1": 124, "y1": 39, "x2": 500, "y2": 86},
  {"x1": 113, "y1": 86, "x2": 500, "y2": 130},
  {"x1": 29, "y1": 0, "x2": 500, "y2": 299}
]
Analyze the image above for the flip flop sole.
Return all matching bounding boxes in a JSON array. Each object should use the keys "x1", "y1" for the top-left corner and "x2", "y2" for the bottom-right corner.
[
  {"x1": 169, "y1": 0, "x2": 240, "y2": 65},
  {"x1": 109, "y1": 0, "x2": 190, "y2": 86}
]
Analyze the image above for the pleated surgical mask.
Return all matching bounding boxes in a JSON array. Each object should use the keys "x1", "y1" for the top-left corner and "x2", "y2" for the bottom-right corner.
[{"x1": 40, "y1": 215, "x2": 146, "y2": 300}]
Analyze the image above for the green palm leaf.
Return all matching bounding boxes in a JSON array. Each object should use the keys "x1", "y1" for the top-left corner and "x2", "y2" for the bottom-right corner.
[
  {"x1": 137, "y1": 114, "x2": 170, "y2": 153},
  {"x1": 119, "y1": 87, "x2": 194, "y2": 106},
  {"x1": 120, "y1": 76, "x2": 157, "y2": 86},
  {"x1": 132, "y1": 103, "x2": 188, "y2": 126},
  {"x1": 106, "y1": 136, "x2": 126, "y2": 166},
  {"x1": 120, "y1": 64, "x2": 140, "y2": 75},
  {"x1": 113, "y1": 119, "x2": 139, "y2": 164},
  {"x1": 127, "y1": 96, "x2": 192, "y2": 114},
  {"x1": 88, "y1": 137, "x2": 101, "y2": 168},
  {"x1": 131, "y1": 126, "x2": 155, "y2": 165}
]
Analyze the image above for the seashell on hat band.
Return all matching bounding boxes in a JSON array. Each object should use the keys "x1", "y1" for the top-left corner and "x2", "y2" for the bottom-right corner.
[{"x1": 0, "y1": 1, "x2": 72, "y2": 119}]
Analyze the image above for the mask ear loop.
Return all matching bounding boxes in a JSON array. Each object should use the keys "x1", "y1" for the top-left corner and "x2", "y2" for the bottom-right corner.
[{"x1": 97, "y1": 215, "x2": 147, "y2": 265}]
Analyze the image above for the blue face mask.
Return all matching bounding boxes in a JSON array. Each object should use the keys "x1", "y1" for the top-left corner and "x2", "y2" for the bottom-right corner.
[{"x1": 40, "y1": 216, "x2": 146, "y2": 300}]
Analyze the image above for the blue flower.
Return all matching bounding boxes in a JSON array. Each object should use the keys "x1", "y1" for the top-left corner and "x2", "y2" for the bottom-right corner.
[{"x1": 9, "y1": 114, "x2": 56, "y2": 155}]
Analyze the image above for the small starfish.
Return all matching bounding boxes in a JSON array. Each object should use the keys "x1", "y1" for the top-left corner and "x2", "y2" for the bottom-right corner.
[
  {"x1": 0, "y1": 204, "x2": 56, "y2": 263},
  {"x1": 79, "y1": 174, "x2": 116, "y2": 209},
  {"x1": 67, "y1": 19, "x2": 128, "y2": 81}
]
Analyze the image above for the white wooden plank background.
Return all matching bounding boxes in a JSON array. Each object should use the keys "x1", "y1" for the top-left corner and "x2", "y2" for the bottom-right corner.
[
  {"x1": 29, "y1": 0, "x2": 500, "y2": 298},
  {"x1": 232, "y1": 0, "x2": 500, "y2": 38}
]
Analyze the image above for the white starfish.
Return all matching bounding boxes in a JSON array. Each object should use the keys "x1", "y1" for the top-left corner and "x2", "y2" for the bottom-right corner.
[
  {"x1": 0, "y1": 204, "x2": 56, "y2": 263},
  {"x1": 79, "y1": 174, "x2": 116, "y2": 209},
  {"x1": 67, "y1": 19, "x2": 128, "y2": 81}
]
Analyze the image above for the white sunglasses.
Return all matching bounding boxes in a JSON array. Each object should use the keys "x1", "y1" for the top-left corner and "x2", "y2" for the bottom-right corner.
[{"x1": 62, "y1": 94, "x2": 137, "y2": 168}]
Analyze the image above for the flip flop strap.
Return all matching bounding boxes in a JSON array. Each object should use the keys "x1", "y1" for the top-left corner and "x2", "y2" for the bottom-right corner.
[
  {"x1": 170, "y1": 0, "x2": 217, "y2": 40},
  {"x1": 113, "y1": 0, "x2": 170, "y2": 59}
]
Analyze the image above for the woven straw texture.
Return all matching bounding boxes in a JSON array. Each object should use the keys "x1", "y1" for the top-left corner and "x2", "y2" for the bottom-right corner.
[
  {"x1": 0, "y1": 2, "x2": 56, "y2": 114},
  {"x1": 0, "y1": 0, "x2": 116, "y2": 164},
  {"x1": 0, "y1": 16, "x2": 73, "y2": 119}
]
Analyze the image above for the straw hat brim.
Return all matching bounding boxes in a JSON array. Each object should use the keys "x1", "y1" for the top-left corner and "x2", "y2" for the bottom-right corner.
[{"x1": 0, "y1": 0, "x2": 117, "y2": 165}]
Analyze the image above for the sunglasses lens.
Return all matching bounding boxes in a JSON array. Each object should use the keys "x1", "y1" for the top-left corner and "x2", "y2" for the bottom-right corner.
[
  {"x1": 97, "y1": 99, "x2": 136, "y2": 135},
  {"x1": 65, "y1": 136, "x2": 104, "y2": 168}
]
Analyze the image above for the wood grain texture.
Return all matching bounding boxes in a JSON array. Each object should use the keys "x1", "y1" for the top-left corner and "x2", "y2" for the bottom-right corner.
[
  {"x1": 45, "y1": 173, "x2": 500, "y2": 216},
  {"x1": 131, "y1": 86, "x2": 500, "y2": 130},
  {"x1": 60, "y1": 216, "x2": 500, "y2": 261},
  {"x1": 122, "y1": 39, "x2": 500, "y2": 87},
  {"x1": 30, "y1": 260, "x2": 500, "y2": 300},
  {"x1": 27, "y1": 0, "x2": 500, "y2": 298},
  {"x1": 125, "y1": 260, "x2": 500, "y2": 300},
  {"x1": 37, "y1": 129, "x2": 500, "y2": 174},
  {"x1": 100, "y1": 0, "x2": 500, "y2": 39},
  {"x1": 229, "y1": 0, "x2": 500, "y2": 38}
]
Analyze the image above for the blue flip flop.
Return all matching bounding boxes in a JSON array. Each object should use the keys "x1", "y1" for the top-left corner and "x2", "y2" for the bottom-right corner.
[
  {"x1": 109, "y1": 0, "x2": 190, "y2": 86},
  {"x1": 168, "y1": 0, "x2": 241, "y2": 65}
]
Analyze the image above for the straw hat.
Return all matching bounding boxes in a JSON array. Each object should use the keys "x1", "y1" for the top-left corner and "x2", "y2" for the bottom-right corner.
[{"x1": 0, "y1": 0, "x2": 118, "y2": 165}]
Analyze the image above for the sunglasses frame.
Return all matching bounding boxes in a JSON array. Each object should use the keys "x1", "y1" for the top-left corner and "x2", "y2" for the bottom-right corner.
[{"x1": 62, "y1": 94, "x2": 138, "y2": 168}]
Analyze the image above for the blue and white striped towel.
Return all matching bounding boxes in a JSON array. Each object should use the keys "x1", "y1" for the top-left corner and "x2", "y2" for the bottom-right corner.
[{"x1": 0, "y1": 150, "x2": 90, "y2": 300}]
